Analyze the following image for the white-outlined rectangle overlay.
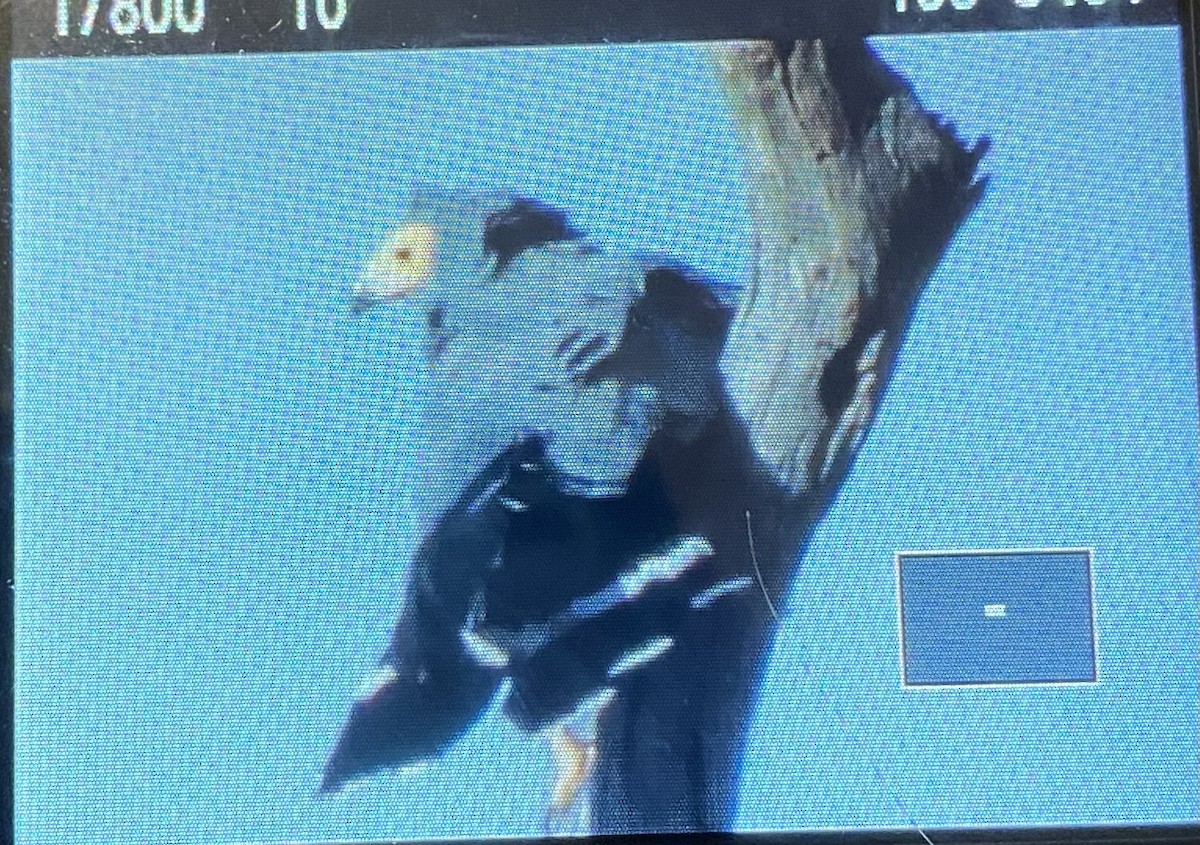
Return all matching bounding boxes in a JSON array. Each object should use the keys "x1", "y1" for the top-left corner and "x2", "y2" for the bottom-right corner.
[{"x1": 895, "y1": 547, "x2": 1099, "y2": 689}]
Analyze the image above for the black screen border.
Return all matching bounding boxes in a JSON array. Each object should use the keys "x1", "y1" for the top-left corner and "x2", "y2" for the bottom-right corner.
[{"x1": 1, "y1": 3, "x2": 1197, "y2": 845}]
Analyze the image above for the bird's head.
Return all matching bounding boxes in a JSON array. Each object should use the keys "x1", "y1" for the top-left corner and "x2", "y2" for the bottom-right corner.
[
  {"x1": 351, "y1": 189, "x2": 580, "y2": 314},
  {"x1": 350, "y1": 190, "x2": 494, "y2": 314}
]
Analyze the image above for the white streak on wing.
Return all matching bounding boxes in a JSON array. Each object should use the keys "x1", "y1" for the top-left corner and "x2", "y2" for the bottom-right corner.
[
  {"x1": 562, "y1": 583, "x2": 626, "y2": 623},
  {"x1": 615, "y1": 536, "x2": 713, "y2": 600},
  {"x1": 483, "y1": 534, "x2": 716, "y2": 663},
  {"x1": 498, "y1": 494, "x2": 530, "y2": 513},
  {"x1": 690, "y1": 576, "x2": 755, "y2": 610},
  {"x1": 459, "y1": 628, "x2": 510, "y2": 668},
  {"x1": 607, "y1": 636, "x2": 675, "y2": 679},
  {"x1": 468, "y1": 476, "x2": 506, "y2": 514},
  {"x1": 354, "y1": 665, "x2": 399, "y2": 700},
  {"x1": 563, "y1": 535, "x2": 713, "y2": 624}
]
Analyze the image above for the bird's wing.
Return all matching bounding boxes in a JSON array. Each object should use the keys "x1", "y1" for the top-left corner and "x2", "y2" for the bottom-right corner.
[
  {"x1": 360, "y1": 190, "x2": 661, "y2": 540},
  {"x1": 319, "y1": 443, "x2": 522, "y2": 793},
  {"x1": 411, "y1": 238, "x2": 660, "y2": 513},
  {"x1": 327, "y1": 191, "x2": 676, "y2": 791}
]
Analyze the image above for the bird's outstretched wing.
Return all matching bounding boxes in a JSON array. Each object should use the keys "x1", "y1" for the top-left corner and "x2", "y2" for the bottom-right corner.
[
  {"x1": 321, "y1": 427, "x2": 742, "y2": 796},
  {"x1": 326, "y1": 190, "x2": 738, "y2": 794},
  {"x1": 320, "y1": 443, "x2": 519, "y2": 793}
]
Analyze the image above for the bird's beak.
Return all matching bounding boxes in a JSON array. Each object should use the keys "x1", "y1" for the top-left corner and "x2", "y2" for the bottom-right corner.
[
  {"x1": 349, "y1": 275, "x2": 413, "y2": 315},
  {"x1": 348, "y1": 287, "x2": 383, "y2": 314}
]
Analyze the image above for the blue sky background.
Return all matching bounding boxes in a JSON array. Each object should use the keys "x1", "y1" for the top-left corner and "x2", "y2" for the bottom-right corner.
[{"x1": 12, "y1": 25, "x2": 1200, "y2": 845}]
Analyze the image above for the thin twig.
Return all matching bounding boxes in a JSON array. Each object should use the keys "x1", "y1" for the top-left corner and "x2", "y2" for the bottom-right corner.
[
  {"x1": 744, "y1": 511, "x2": 779, "y2": 622},
  {"x1": 872, "y1": 759, "x2": 935, "y2": 845}
]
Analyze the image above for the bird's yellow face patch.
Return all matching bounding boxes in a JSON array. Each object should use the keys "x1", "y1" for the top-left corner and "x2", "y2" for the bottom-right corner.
[
  {"x1": 351, "y1": 222, "x2": 439, "y2": 312},
  {"x1": 548, "y1": 725, "x2": 597, "y2": 811}
]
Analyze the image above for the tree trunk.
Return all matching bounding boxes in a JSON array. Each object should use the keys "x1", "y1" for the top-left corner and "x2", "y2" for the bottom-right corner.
[{"x1": 587, "y1": 38, "x2": 987, "y2": 835}]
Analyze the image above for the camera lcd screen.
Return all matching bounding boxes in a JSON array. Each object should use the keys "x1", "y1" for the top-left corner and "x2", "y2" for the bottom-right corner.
[{"x1": 7, "y1": 4, "x2": 1199, "y2": 844}]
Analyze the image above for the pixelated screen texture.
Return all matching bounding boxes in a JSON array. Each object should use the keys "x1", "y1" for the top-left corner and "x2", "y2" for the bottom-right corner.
[{"x1": 11, "y1": 26, "x2": 1200, "y2": 845}]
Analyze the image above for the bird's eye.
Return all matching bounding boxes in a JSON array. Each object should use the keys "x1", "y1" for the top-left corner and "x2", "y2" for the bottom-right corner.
[
  {"x1": 395, "y1": 247, "x2": 413, "y2": 262},
  {"x1": 428, "y1": 307, "x2": 445, "y2": 330}
]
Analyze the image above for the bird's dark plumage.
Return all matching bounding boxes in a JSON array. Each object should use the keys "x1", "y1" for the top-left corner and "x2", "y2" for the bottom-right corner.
[
  {"x1": 327, "y1": 217, "x2": 744, "y2": 795},
  {"x1": 320, "y1": 444, "x2": 520, "y2": 793},
  {"x1": 483, "y1": 197, "x2": 584, "y2": 275},
  {"x1": 586, "y1": 265, "x2": 733, "y2": 436}
]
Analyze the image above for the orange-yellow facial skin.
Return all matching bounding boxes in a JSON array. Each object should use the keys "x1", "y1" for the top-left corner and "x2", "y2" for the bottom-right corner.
[
  {"x1": 548, "y1": 725, "x2": 597, "y2": 811},
  {"x1": 351, "y1": 222, "x2": 439, "y2": 312}
]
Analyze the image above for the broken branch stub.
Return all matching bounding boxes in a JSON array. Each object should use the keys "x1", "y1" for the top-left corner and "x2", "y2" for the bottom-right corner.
[{"x1": 716, "y1": 40, "x2": 987, "y2": 498}]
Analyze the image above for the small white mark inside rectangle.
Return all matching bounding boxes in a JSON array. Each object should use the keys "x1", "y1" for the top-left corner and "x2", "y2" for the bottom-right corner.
[{"x1": 984, "y1": 603, "x2": 1007, "y2": 618}]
